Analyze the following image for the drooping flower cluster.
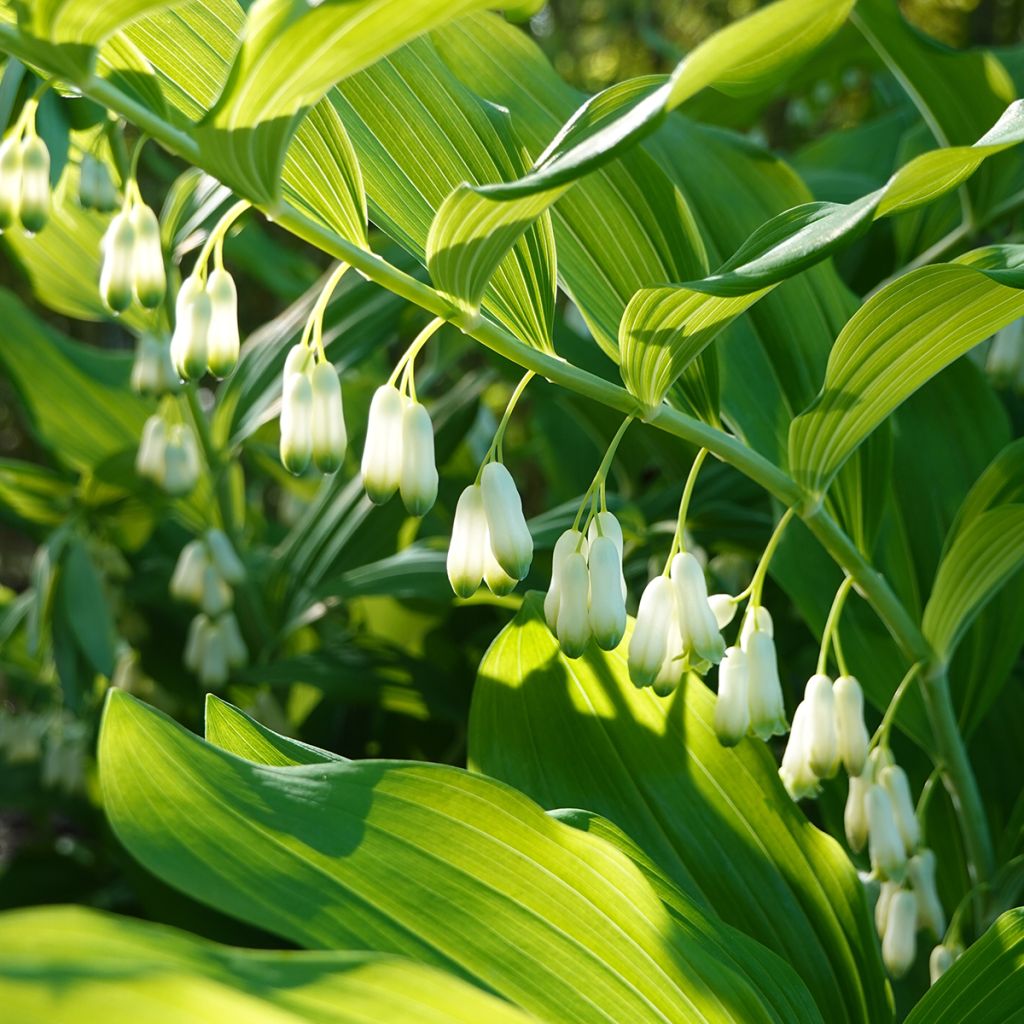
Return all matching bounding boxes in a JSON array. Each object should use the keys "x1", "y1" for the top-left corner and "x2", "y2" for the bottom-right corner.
[
  {"x1": 78, "y1": 153, "x2": 119, "y2": 213},
  {"x1": 545, "y1": 511, "x2": 626, "y2": 657},
  {"x1": 99, "y1": 197, "x2": 166, "y2": 313},
  {"x1": 280, "y1": 343, "x2": 347, "y2": 476},
  {"x1": 170, "y1": 529, "x2": 248, "y2": 688},
  {"x1": 448, "y1": 462, "x2": 533, "y2": 598},
  {"x1": 170, "y1": 267, "x2": 240, "y2": 380},
  {"x1": 135, "y1": 410, "x2": 200, "y2": 496},
  {"x1": 131, "y1": 333, "x2": 181, "y2": 396},
  {"x1": 0, "y1": 116, "x2": 50, "y2": 235}
]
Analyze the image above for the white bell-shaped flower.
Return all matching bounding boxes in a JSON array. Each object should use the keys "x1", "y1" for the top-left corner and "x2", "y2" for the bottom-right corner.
[
  {"x1": 628, "y1": 575, "x2": 675, "y2": 688},
  {"x1": 161, "y1": 425, "x2": 200, "y2": 496},
  {"x1": 200, "y1": 562, "x2": 233, "y2": 617},
  {"x1": 845, "y1": 773, "x2": 871, "y2": 853},
  {"x1": 197, "y1": 618, "x2": 229, "y2": 688},
  {"x1": 99, "y1": 211, "x2": 136, "y2": 313},
  {"x1": 882, "y1": 890, "x2": 917, "y2": 979},
  {"x1": 908, "y1": 848, "x2": 945, "y2": 939},
  {"x1": 588, "y1": 535, "x2": 626, "y2": 650},
  {"x1": 588, "y1": 511, "x2": 626, "y2": 599},
  {"x1": 310, "y1": 362, "x2": 347, "y2": 474},
  {"x1": 875, "y1": 879, "x2": 899, "y2": 940},
  {"x1": 0, "y1": 135, "x2": 22, "y2": 230},
  {"x1": 220, "y1": 611, "x2": 249, "y2": 669},
  {"x1": 880, "y1": 764, "x2": 920, "y2": 854},
  {"x1": 834, "y1": 674, "x2": 869, "y2": 776},
  {"x1": 545, "y1": 529, "x2": 586, "y2": 632},
  {"x1": 652, "y1": 596, "x2": 685, "y2": 697},
  {"x1": 361, "y1": 384, "x2": 405, "y2": 504},
  {"x1": 780, "y1": 701, "x2": 820, "y2": 800},
  {"x1": 483, "y1": 546, "x2": 518, "y2": 596},
  {"x1": 135, "y1": 414, "x2": 167, "y2": 482},
  {"x1": 708, "y1": 594, "x2": 737, "y2": 629},
  {"x1": 129, "y1": 203, "x2": 165, "y2": 309},
  {"x1": 205, "y1": 268, "x2": 240, "y2": 378},
  {"x1": 205, "y1": 529, "x2": 245, "y2": 586},
  {"x1": 556, "y1": 550, "x2": 591, "y2": 659},
  {"x1": 804, "y1": 673, "x2": 839, "y2": 778},
  {"x1": 670, "y1": 552, "x2": 725, "y2": 666},
  {"x1": 480, "y1": 462, "x2": 533, "y2": 580},
  {"x1": 131, "y1": 335, "x2": 161, "y2": 395},
  {"x1": 170, "y1": 275, "x2": 211, "y2": 381},
  {"x1": 714, "y1": 646, "x2": 749, "y2": 746},
  {"x1": 739, "y1": 604, "x2": 774, "y2": 648},
  {"x1": 18, "y1": 134, "x2": 49, "y2": 234},
  {"x1": 867, "y1": 783, "x2": 907, "y2": 882},
  {"x1": 399, "y1": 400, "x2": 438, "y2": 516},
  {"x1": 169, "y1": 539, "x2": 210, "y2": 604},
  {"x1": 183, "y1": 613, "x2": 209, "y2": 673},
  {"x1": 744, "y1": 629, "x2": 787, "y2": 739},
  {"x1": 447, "y1": 484, "x2": 489, "y2": 599},
  {"x1": 279, "y1": 369, "x2": 314, "y2": 475},
  {"x1": 929, "y1": 945, "x2": 956, "y2": 985}
]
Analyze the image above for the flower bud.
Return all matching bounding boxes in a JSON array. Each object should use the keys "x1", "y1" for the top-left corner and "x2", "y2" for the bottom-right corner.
[
  {"x1": 845, "y1": 773, "x2": 871, "y2": 853},
  {"x1": 484, "y1": 547, "x2": 519, "y2": 596},
  {"x1": 79, "y1": 154, "x2": 118, "y2": 212},
  {"x1": 882, "y1": 890, "x2": 917, "y2": 978},
  {"x1": 200, "y1": 563, "x2": 233, "y2": 617},
  {"x1": 280, "y1": 370, "x2": 314, "y2": 475},
  {"x1": 170, "y1": 275, "x2": 211, "y2": 381},
  {"x1": 628, "y1": 575, "x2": 675, "y2": 687},
  {"x1": 670, "y1": 552, "x2": 725, "y2": 665},
  {"x1": 220, "y1": 611, "x2": 248, "y2": 669},
  {"x1": 169, "y1": 539, "x2": 210, "y2": 604},
  {"x1": 804, "y1": 673, "x2": 839, "y2": 778},
  {"x1": 745, "y1": 630, "x2": 787, "y2": 739},
  {"x1": 588, "y1": 511, "x2": 626, "y2": 598},
  {"x1": 131, "y1": 335, "x2": 162, "y2": 395},
  {"x1": 447, "y1": 484, "x2": 489, "y2": 598},
  {"x1": 929, "y1": 944, "x2": 956, "y2": 985},
  {"x1": 18, "y1": 135, "x2": 50, "y2": 233},
  {"x1": 834, "y1": 674, "x2": 869, "y2": 777},
  {"x1": 161, "y1": 425, "x2": 200, "y2": 497},
  {"x1": 183, "y1": 613, "x2": 209, "y2": 673},
  {"x1": 908, "y1": 848, "x2": 945, "y2": 939},
  {"x1": 714, "y1": 646, "x2": 749, "y2": 746},
  {"x1": 99, "y1": 211, "x2": 136, "y2": 313},
  {"x1": 480, "y1": 462, "x2": 533, "y2": 580},
  {"x1": 284, "y1": 341, "x2": 313, "y2": 379},
  {"x1": 588, "y1": 535, "x2": 626, "y2": 650},
  {"x1": 0, "y1": 136, "x2": 23, "y2": 230},
  {"x1": 130, "y1": 203, "x2": 165, "y2": 308},
  {"x1": 361, "y1": 384, "x2": 404, "y2": 504},
  {"x1": 780, "y1": 701, "x2": 820, "y2": 800},
  {"x1": 310, "y1": 362, "x2": 346, "y2": 474},
  {"x1": 399, "y1": 400, "x2": 438, "y2": 516},
  {"x1": 545, "y1": 529, "x2": 586, "y2": 631},
  {"x1": 708, "y1": 594, "x2": 737, "y2": 629},
  {"x1": 739, "y1": 604, "x2": 774, "y2": 648},
  {"x1": 205, "y1": 529, "x2": 245, "y2": 586},
  {"x1": 556, "y1": 551, "x2": 591, "y2": 659},
  {"x1": 206, "y1": 268, "x2": 240, "y2": 377},
  {"x1": 198, "y1": 619, "x2": 229, "y2": 688},
  {"x1": 875, "y1": 880, "x2": 898, "y2": 939},
  {"x1": 867, "y1": 783, "x2": 907, "y2": 882},
  {"x1": 880, "y1": 764, "x2": 920, "y2": 854},
  {"x1": 135, "y1": 414, "x2": 167, "y2": 482}
]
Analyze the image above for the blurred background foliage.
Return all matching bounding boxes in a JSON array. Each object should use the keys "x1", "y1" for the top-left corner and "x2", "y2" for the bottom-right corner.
[{"x1": 1, "y1": 1, "x2": 1023, "y2": 999}]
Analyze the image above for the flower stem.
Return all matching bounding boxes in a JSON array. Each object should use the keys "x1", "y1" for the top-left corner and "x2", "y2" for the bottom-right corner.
[
  {"x1": 666, "y1": 446, "x2": 708, "y2": 566},
  {"x1": 816, "y1": 575, "x2": 855, "y2": 675},
  {"x1": 748, "y1": 506, "x2": 795, "y2": 606}
]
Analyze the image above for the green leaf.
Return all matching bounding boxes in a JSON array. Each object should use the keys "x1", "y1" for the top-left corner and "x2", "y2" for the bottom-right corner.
[
  {"x1": 0, "y1": 905, "x2": 540, "y2": 1024},
  {"x1": 0, "y1": 459, "x2": 73, "y2": 527},
  {"x1": 21, "y1": 0, "x2": 188, "y2": 46},
  {"x1": 205, "y1": 694, "x2": 345, "y2": 766},
  {"x1": 468, "y1": 595, "x2": 889, "y2": 1024},
  {"x1": 903, "y1": 910, "x2": 1024, "y2": 1024},
  {"x1": 618, "y1": 100, "x2": 1024, "y2": 406},
  {"x1": 788, "y1": 247, "x2": 1024, "y2": 493},
  {"x1": 57, "y1": 538, "x2": 115, "y2": 677},
  {"x1": 99, "y1": 689, "x2": 823, "y2": 1024}
]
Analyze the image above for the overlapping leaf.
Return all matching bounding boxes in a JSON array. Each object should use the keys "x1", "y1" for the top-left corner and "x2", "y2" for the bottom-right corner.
[
  {"x1": 426, "y1": 0, "x2": 853, "y2": 316},
  {"x1": 0, "y1": 905, "x2": 539, "y2": 1024},
  {"x1": 618, "y1": 100, "x2": 1024, "y2": 406},
  {"x1": 789, "y1": 246, "x2": 1024, "y2": 494},
  {"x1": 99, "y1": 689, "x2": 820, "y2": 1024},
  {"x1": 468, "y1": 595, "x2": 889, "y2": 1024}
]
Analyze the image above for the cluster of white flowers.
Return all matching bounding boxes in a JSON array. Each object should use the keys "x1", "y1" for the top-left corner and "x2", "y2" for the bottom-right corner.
[
  {"x1": 0, "y1": 122, "x2": 50, "y2": 235},
  {"x1": 100, "y1": 199, "x2": 166, "y2": 313},
  {"x1": 78, "y1": 153, "x2": 119, "y2": 213},
  {"x1": 170, "y1": 530, "x2": 248, "y2": 687},
  {"x1": 136, "y1": 412, "x2": 201, "y2": 495},
  {"x1": 0, "y1": 709, "x2": 88, "y2": 794},
  {"x1": 279, "y1": 343, "x2": 347, "y2": 476},
  {"x1": 448, "y1": 462, "x2": 533, "y2": 598},
  {"x1": 170, "y1": 267, "x2": 240, "y2": 380},
  {"x1": 131, "y1": 333, "x2": 181, "y2": 396}
]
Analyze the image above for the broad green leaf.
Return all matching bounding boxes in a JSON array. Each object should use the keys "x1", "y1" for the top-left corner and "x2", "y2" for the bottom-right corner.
[
  {"x1": 618, "y1": 100, "x2": 1024, "y2": 406},
  {"x1": 789, "y1": 247, "x2": 1024, "y2": 494},
  {"x1": 468, "y1": 595, "x2": 889, "y2": 1024},
  {"x1": 947, "y1": 437, "x2": 1024, "y2": 541},
  {"x1": 0, "y1": 905, "x2": 539, "y2": 1024},
  {"x1": 425, "y1": 0, "x2": 852, "y2": 317},
  {"x1": 0, "y1": 459, "x2": 73, "y2": 527},
  {"x1": 20, "y1": 0, "x2": 188, "y2": 46},
  {"x1": 903, "y1": 910, "x2": 1024, "y2": 1024},
  {"x1": 0, "y1": 289, "x2": 149, "y2": 470},
  {"x1": 56, "y1": 538, "x2": 115, "y2": 677},
  {"x1": 922, "y1": 506, "x2": 1024, "y2": 664},
  {"x1": 99, "y1": 689, "x2": 821, "y2": 1024},
  {"x1": 205, "y1": 694, "x2": 345, "y2": 766}
]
